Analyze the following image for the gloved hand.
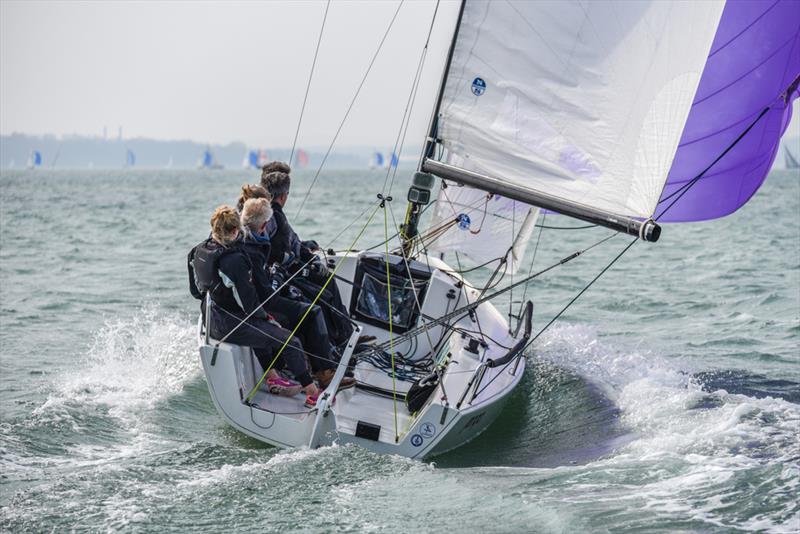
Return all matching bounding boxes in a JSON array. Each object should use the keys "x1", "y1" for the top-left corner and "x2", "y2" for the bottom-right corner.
[
  {"x1": 301, "y1": 240, "x2": 320, "y2": 252},
  {"x1": 270, "y1": 264, "x2": 287, "y2": 291},
  {"x1": 309, "y1": 257, "x2": 329, "y2": 279}
]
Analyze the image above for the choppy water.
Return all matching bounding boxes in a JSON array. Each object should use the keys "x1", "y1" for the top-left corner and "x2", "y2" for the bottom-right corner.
[{"x1": 1, "y1": 167, "x2": 798, "y2": 532}]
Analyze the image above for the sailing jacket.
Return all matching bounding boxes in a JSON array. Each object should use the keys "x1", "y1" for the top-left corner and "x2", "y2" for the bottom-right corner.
[
  {"x1": 269, "y1": 201, "x2": 302, "y2": 266},
  {"x1": 188, "y1": 237, "x2": 268, "y2": 321},
  {"x1": 240, "y1": 232, "x2": 276, "y2": 304}
]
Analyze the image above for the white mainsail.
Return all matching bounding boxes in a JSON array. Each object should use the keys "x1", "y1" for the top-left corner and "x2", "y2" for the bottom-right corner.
[{"x1": 432, "y1": 0, "x2": 725, "y2": 221}]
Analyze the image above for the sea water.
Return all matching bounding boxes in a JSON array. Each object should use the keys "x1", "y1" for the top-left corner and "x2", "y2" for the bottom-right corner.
[{"x1": 0, "y1": 168, "x2": 797, "y2": 532}]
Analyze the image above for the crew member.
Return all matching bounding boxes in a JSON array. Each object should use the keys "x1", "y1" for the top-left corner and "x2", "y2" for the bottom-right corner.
[
  {"x1": 239, "y1": 198, "x2": 355, "y2": 390},
  {"x1": 188, "y1": 205, "x2": 321, "y2": 406}
]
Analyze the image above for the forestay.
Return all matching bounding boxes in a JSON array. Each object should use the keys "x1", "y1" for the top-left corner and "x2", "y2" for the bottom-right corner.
[{"x1": 432, "y1": 0, "x2": 725, "y2": 221}]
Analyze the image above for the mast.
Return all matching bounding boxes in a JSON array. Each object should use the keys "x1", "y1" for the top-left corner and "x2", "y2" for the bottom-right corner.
[{"x1": 401, "y1": 0, "x2": 466, "y2": 253}]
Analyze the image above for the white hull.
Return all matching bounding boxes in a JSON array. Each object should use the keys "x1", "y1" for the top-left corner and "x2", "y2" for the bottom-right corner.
[{"x1": 198, "y1": 251, "x2": 531, "y2": 459}]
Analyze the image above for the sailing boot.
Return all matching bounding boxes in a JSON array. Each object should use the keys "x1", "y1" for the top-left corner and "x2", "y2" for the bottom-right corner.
[{"x1": 315, "y1": 369, "x2": 356, "y2": 391}]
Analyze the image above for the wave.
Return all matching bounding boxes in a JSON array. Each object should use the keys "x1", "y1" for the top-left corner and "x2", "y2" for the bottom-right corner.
[
  {"x1": 524, "y1": 324, "x2": 800, "y2": 531},
  {"x1": 31, "y1": 304, "x2": 198, "y2": 430}
]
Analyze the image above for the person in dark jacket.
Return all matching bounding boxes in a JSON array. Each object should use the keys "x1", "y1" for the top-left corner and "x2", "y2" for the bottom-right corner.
[
  {"x1": 188, "y1": 205, "x2": 321, "y2": 406},
  {"x1": 261, "y1": 164, "x2": 355, "y2": 350},
  {"x1": 236, "y1": 184, "x2": 278, "y2": 239},
  {"x1": 239, "y1": 198, "x2": 354, "y2": 390}
]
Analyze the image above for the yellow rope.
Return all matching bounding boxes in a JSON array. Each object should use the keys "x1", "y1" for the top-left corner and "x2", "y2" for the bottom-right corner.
[
  {"x1": 245, "y1": 201, "x2": 382, "y2": 403},
  {"x1": 383, "y1": 198, "x2": 399, "y2": 442}
]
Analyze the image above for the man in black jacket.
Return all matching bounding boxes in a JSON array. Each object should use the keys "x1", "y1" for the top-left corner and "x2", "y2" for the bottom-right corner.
[
  {"x1": 261, "y1": 164, "x2": 355, "y2": 349},
  {"x1": 188, "y1": 205, "x2": 322, "y2": 406}
]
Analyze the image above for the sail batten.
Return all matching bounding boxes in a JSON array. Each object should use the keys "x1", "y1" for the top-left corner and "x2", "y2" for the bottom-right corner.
[{"x1": 428, "y1": 0, "x2": 725, "y2": 232}]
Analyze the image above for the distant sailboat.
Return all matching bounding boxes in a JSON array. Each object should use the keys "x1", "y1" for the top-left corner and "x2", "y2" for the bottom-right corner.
[
  {"x1": 243, "y1": 150, "x2": 258, "y2": 169},
  {"x1": 294, "y1": 148, "x2": 310, "y2": 168},
  {"x1": 125, "y1": 149, "x2": 136, "y2": 168},
  {"x1": 166, "y1": 156, "x2": 173, "y2": 169},
  {"x1": 390, "y1": 152, "x2": 399, "y2": 168},
  {"x1": 198, "y1": 146, "x2": 224, "y2": 170},
  {"x1": 786, "y1": 146, "x2": 800, "y2": 169},
  {"x1": 369, "y1": 151, "x2": 385, "y2": 169},
  {"x1": 257, "y1": 149, "x2": 269, "y2": 168},
  {"x1": 26, "y1": 150, "x2": 42, "y2": 170},
  {"x1": 242, "y1": 149, "x2": 268, "y2": 169}
]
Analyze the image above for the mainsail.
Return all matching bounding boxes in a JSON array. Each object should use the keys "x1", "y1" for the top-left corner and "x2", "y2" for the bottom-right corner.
[
  {"x1": 657, "y1": 0, "x2": 800, "y2": 222},
  {"x1": 421, "y1": 0, "x2": 726, "y2": 240}
]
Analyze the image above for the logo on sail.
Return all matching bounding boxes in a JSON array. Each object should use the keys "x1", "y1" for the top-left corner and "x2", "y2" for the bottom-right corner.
[
  {"x1": 456, "y1": 213, "x2": 471, "y2": 231},
  {"x1": 471, "y1": 77, "x2": 486, "y2": 96}
]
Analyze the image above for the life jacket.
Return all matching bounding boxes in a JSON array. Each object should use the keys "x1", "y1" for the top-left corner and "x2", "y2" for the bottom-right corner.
[{"x1": 188, "y1": 238, "x2": 240, "y2": 302}]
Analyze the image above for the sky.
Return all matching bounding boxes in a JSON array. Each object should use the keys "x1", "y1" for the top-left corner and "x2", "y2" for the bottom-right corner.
[
  {"x1": 0, "y1": 0, "x2": 461, "y2": 148},
  {"x1": 1, "y1": 0, "x2": 798, "y2": 150}
]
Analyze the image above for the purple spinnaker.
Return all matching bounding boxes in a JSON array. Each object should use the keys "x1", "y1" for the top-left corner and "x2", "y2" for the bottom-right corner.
[{"x1": 656, "y1": 0, "x2": 800, "y2": 223}]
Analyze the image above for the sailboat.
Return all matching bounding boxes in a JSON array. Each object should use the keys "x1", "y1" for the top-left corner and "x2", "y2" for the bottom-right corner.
[
  {"x1": 197, "y1": 146, "x2": 224, "y2": 170},
  {"x1": 294, "y1": 148, "x2": 310, "y2": 169},
  {"x1": 125, "y1": 149, "x2": 136, "y2": 168},
  {"x1": 26, "y1": 150, "x2": 42, "y2": 170},
  {"x1": 786, "y1": 145, "x2": 800, "y2": 169},
  {"x1": 369, "y1": 151, "x2": 385, "y2": 169},
  {"x1": 198, "y1": 0, "x2": 799, "y2": 459},
  {"x1": 243, "y1": 149, "x2": 259, "y2": 169}
]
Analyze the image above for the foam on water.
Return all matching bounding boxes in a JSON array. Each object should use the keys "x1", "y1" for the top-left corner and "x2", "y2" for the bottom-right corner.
[
  {"x1": 520, "y1": 324, "x2": 800, "y2": 531},
  {"x1": 32, "y1": 304, "x2": 198, "y2": 431}
]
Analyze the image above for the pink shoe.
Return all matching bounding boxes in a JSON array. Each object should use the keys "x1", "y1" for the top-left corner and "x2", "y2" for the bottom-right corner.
[
  {"x1": 304, "y1": 392, "x2": 336, "y2": 409},
  {"x1": 267, "y1": 376, "x2": 302, "y2": 397},
  {"x1": 304, "y1": 392, "x2": 319, "y2": 408}
]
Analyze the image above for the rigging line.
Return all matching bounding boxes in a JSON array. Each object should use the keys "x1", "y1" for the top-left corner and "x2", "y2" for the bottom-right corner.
[
  {"x1": 365, "y1": 200, "x2": 437, "y2": 252},
  {"x1": 473, "y1": 235, "x2": 639, "y2": 400},
  {"x1": 388, "y1": 199, "x2": 438, "y2": 357},
  {"x1": 453, "y1": 250, "x2": 490, "y2": 347},
  {"x1": 656, "y1": 105, "x2": 771, "y2": 210},
  {"x1": 381, "y1": 0, "x2": 440, "y2": 196},
  {"x1": 371, "y1": 231, "x2": 620, "y2": 351},
  {"x1": 412, "y1": 192, "x2": 502, "y2": 254},
  {"x1": 387, "y1": 0, "x2": 442, "y2": 196},
  {"x1": 509, "y1": 201, "x2": 516, "y2": 324},
  {"x1": 381, "y1": 196, "x2": 400, "y2": 442},
  {"x1": 294, "y1": 0, "x2": 405, "y2": 219},
  {"x1": 519, "y1": 212, "x2": 546, "y2": 317},
  {"x1": 289, "y1": 0, "x2": 331, "y2": 165},
  {"x1": 246, "y1": 202, "x2": 383, "y2": 403},
  {"x1": 439, "y1": 254, "x2": 506, "y2": 275}
]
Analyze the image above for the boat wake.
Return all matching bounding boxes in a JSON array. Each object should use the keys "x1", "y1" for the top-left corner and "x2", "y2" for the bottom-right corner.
[
  {"x1": 487, "y1": 323, "x2": 800, "y2": 531},
  {"x1": 32, "y1": 304, "x2": 198, "y2": 430}
]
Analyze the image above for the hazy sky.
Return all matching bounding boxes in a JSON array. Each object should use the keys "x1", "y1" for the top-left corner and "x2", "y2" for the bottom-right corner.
[
  {"x1": 1, "y1": 0, "x2": 461, "y2": 148},
  {"x1": 1, "y1": 0, "x2": 798, "y2": 149}
]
